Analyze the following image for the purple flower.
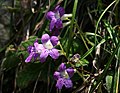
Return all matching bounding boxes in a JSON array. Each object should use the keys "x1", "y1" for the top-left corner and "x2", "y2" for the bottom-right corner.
[
  {"x1": 25, "y1": 34, "x2": 60, "y2": 63},
  {"x1": 54, "y1": 63, "x2": 74, "y2": 90},
  {"x1": 25, "y1": 39, "x2": 44, "y2": 62},
  {"x1": 40, "y1": 34, "x2": 59, "y2": 62},
  {"x1": 70, "y1": 53, "x2": 80, "y2": 63},
  {"x1": 46, "y1": 5, "x2": 65, "y2": 31}
]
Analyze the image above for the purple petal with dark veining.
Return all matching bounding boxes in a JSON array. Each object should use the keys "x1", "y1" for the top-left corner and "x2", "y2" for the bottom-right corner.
[
  {"x1": 64, "y1": 79, "x2": 73, "y2": 88},
  {"x1": 35, "y1": 43, "x2": 44, "y2": 53},
  {"x1": 58, "y1": 63, "x2": 66, "y2": 72},
  {"x1": 34, "y1": 39, "x2": 39, "y2": 48},
  {"x1": 54, "y1": 71, "x2": 61, "y2": 80},
  {"x1": 55, "y1": 19, "x2": 63, "y2": 29},
  {"x1": 40, "y1": 49, "x2": 49, "y2": 62},
  {"x1": 46, "y1": 11, "x2": 55, "y2": 20},
  {"x1": 41, "y1": 34, "x2": 50, "y2": 43},
  {"x1": 49, "y1": 18, "x2": 57, "y2": 31},
  {"x1": 50, "y1": 36, "x2": 59, "y2": 46},
  {"x1": 33, "y1": 53, "x2": 39, "y2": 60},
  {"x1": 54, "y1": 5, "x2": 60, "y2": 12},
  {"x1": 49, "y1": 49, "x2": 59, "y2": 59},
  {"x1": 56, "y1": 78, "x2": 64, "y2": 90},
  {"x1": 25, "y1": 53, "x2": 34, "y2": 62},
  {"x1": 54, "y1": 5, "x2": 65, "y2": 17},
  {"x1": 66, "y1": 68, "x2": 74, "y2": 78},
  {"x1": 27, "y1": 46, "x2": 33, "y2": 53},
  {"x1": 58, "y1": 7, "x2": 65, "y2": 17}
]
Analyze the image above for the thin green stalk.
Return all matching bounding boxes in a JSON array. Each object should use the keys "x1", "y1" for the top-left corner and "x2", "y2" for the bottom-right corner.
[
  {"x1": 58, "y1": 42, "x2": 66, "y2": 56},
  {"x1": 94, "y1": 0, "x2": 116, "y2": 46},
  {"x1": 75, "y1": 21, "x2": 93, "y2": 58},
  {"x1": 70, "y1": 63, "x2": 85, "y2": 82},
  {"x1": 81, "y1": 46, "x2": 94, "y2": 60},
  {"x1": 33, "y1": 71, "x2": 41, "y2": 93},
  {"x1": 80, "y1": 39, "x2": 106, "y2": 60},
  {"x1": 114, "y1": 0, "x2": 119, "y2": 24},
  {"x1": 67, "y1": 0, "x2": 78, "y2": 57},
  {"x1": 47, "y1": 61, "x2": 51, "y2": 93},
  {"x1": 62, "y1": 26, "x2": 70, "y2": 38},
  {"x1": 64, "y1": 0, "x2": 68, "y2": 8},
  {"x1": 112, "y1": 47, "x2": 120, "y2": 93},
  {"x1": 104, "y1": 21, "x2": 118, "y2": 47}
]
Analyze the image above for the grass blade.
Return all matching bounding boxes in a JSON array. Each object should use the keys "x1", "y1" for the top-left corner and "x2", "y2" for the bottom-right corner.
[{"x1": 90, "y1": 40, "x2": 120, "y2": 93}]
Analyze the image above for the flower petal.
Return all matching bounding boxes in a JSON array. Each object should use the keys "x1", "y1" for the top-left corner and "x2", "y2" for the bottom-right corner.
[
  {"x1": 58, "y1": 63, "x2": 66, "y2": 72},
  {"x1": 25, "y1": 53, "x2": 34, "y2": 62},
  {"x1": 66, "y1": 68, "x2": 74, "y2": 78},
  {"x1": 54, "y1": 5, "x2": 65, "y2": 17},
  {"x1": 64, "y1": 79, "x2": 73, "y2": 88},
  {"x1": 40, "y1": 49, "x2": 49, "y2": 62},
  {"x1": 55, "y1": 19, "x2": 63, "y2": 29},
  {"x1": 33, "y1": 53, "x2": 39, "y2": 60},
  {"x1": 50, "y1": 36, "x2": 59, "y2": 46},
  {"x1": 49, "y1": 18, "x2": 57, "y2": 31},
  {"x1": 49, "y1": 49, "x2": 59, "y2": 59},
  {"x1": 35, "y1": 44, "x2": 44, "y2": 53},
  {"x1": 54, "y1": 71, "x2": 61, "y2": 80},
  {"x1": 54, "y1": 5, "x2": 60, "y2": 12},
  {"x1": 41, "y1": 34, "x2": 50, "y2": 44},
  {"x1": 56, "y1": 78, "x2": 64, "y2": 90},
  {"x1": 46, "y1": 11, "x2": 55, "y2": 20},
  {"x1": 58, "y1": 7, "x2": 65, "y2": 17},
  {"x1": 34, "y1": 40, "x2": 38, "y2": 47},
  {"x1": 27, "y1": 46, "x2": 33, "y2": 53}
]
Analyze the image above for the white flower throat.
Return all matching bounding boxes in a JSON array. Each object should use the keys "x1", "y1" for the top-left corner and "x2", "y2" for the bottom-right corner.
[
  {"x1": 55, "y1": 11, "x2": 60, "y2": 19},
  {"x1": 61, "y1": 70, "x2": 69, "y2": 79},
  {"x1": 43, "y1": 40, "x2": 53, "y2": 49},
  {"x1": 36, "y1": 48, "x2": 42, "y2": 53}
]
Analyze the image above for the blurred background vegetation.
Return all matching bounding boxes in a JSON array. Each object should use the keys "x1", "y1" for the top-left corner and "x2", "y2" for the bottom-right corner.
[{"x1": 0, "y1": 0, "x2": 120, "y2": 93}]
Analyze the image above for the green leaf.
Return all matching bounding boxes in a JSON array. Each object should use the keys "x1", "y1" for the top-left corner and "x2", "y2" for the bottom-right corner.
[
  {"x1": 2, "y1": 55, "x2": 20, "y2": 70},
  {"x1": 2, "y1": 45, "x2": 20, "y2": 70},
  {"x1": 112, "y1": 47, "x2": 120, "y2": 93},
  {"x1": 75, "y1": 59, "x2": 89, "y2": 67},
  {"x1": 16, "y1": 63, "x2": 42, "y2": 88},
  {"x1": 80, "y1": 59, "x2": 89, "y2": 66},
  {"x1": 20, "y1": 36, "x2": 38, "y2": 49},
  {"x1": 106, "y1": 75, "x2": 113, "y2": 93},
  {"x1": 16, "y1": 60, "x2": 55, "y2": 89},
  {"x1": 67, "y1": 0, "x2": 78, "y2": 56},
  {"x1": 90, "y1": 39, "x2": 120, "y2": 93},
  {"x1": 17, "y1": 36, "x2": 39, "y2": 62}
]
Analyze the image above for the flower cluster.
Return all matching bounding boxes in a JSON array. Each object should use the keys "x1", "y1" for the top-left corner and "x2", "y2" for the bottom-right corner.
[
  {"x1": 54, "y1": 63, "x2": 74, "y2": 89},
  {"x1": 25, "y1": 34, "x2": 59, "y2": 63},
  {"x1": 46, "y1": 5, "x2": 72, "y2": 36},
  {"x1": 46, "y1": 5, "x2": 65, "y2": 32},
  {"x1": 25, "y1": 5, "x2": 74, "y2": 90}
]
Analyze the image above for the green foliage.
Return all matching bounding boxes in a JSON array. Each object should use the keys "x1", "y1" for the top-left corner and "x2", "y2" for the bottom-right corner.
[
  {"x1": 2, "y1": 45, "x2": 20, "y2": 70},
  {"x1": 75, "y1": 58, "x2": 89, "y2": 67},
  {"x1": 1, "y1": 0, "x2": 120, "y2": 93},
  {"x1": 20, "y1": 36, "x2": 38, "y2": 49},
  {"x1": 106, "y1": 75, "x2": 113, "y2": 93},
  {"x1": 16, "y1": 59, "x2": 55, "y2": 89},
  {"x1": 16, "y1": 63, "x2": 41, "y2": 88}
]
